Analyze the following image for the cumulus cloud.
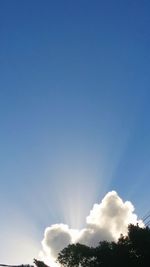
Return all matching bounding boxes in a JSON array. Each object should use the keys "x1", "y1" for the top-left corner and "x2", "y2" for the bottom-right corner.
[
  {"x1": 39, "y1": 191, "x2": 143, "y2": 265},
  {"x1": 41, "y1": 224, "x2": 72, "y2": 258}
]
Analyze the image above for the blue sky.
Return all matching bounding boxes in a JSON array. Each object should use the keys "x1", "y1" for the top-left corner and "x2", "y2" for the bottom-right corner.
[{"x1": 0, "y1": 0, "x2": 150, "y2": 264}]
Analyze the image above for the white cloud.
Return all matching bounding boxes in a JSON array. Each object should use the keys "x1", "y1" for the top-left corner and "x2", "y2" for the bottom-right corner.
[
  {"x1": 39, "y1": 191, "x2": 143, "y2": 265},
  {"x1": 41, "y1": 224, "x2": 72, "y2": 259}
]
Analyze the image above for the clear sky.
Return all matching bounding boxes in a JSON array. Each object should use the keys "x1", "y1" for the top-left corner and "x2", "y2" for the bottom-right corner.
[{"x1": 0, "y1": 0, "x2": 150, "y2": 264}]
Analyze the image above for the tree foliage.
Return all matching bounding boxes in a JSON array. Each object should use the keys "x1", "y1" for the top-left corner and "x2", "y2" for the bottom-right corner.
[
  {"x1": 34, "y1": 259, "x2": 49, "y2": 267},
  {"x1": 57, "y1": 224, "x2": 150, "y2": 267},
  {"x1": 57, "y1": 243, "x2": 95, "y2": 267}
]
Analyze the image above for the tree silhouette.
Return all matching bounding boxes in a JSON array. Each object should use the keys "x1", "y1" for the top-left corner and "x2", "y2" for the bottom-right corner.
[
  {"x1": 57, "y1": 243, "x2": 95, "y2": 267},
  {"x1": 57, "y1": 224, "x2": 150, "y2": 267},
  {"x1": 33, "y1": 260, "x2": 49, "y2": 267}
]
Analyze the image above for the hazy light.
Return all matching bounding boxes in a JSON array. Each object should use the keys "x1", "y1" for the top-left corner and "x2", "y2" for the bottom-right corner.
[{"x1": 0, "y1": 208, "x2": 40, "y2": 265}]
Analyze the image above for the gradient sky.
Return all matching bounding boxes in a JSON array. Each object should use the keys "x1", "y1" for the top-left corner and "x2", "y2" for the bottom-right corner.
[{"x1": 0, "y1": 0, "x2": 150, "y2": 264}]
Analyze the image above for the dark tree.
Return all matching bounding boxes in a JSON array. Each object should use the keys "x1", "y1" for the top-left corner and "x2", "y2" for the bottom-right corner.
[
  {"x1": 57, "y1": 224, "x2": 150, "y2": 267},
  {"x1": 127, "y1": 224, "x2": 150, "y2": 266},
  {"x1": 57, "y1": 243, "x2": 95, "y2": 267},
  {"x1": 33, "y1": 260, "x2": 49, "y2": 267}
]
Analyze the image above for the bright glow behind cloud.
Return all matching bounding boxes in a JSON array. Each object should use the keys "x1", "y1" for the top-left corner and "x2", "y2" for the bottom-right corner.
[{"x1": 39, "y1": 191, "x2": 143, "y2": 265}]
